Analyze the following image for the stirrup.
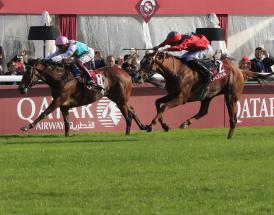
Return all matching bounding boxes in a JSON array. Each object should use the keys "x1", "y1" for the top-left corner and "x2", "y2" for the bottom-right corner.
[{"x1": 86, "y1": 79, "x2": 97, "y2": 86}]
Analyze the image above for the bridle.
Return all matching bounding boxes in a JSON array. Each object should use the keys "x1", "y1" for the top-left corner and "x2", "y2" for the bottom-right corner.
[
  {"x1": 24, "y1": 62, "x2": 49, "y2": 88},
  {"x1": 140, "y1": 51, "x2": 171, "y2": 79}
]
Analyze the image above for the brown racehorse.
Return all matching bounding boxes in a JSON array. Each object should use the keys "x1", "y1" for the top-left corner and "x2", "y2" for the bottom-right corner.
[
  {"x1": 139, "y1": 51, "x2": 271, "y2": 139},
  {"x1": 19, "y1": 59, "x2": 145, "y2": 136}
]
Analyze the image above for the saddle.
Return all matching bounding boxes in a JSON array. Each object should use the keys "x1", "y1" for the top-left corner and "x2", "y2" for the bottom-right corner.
[{"x1": 186, "y1": 59, "x2": 228, "y2": 82}]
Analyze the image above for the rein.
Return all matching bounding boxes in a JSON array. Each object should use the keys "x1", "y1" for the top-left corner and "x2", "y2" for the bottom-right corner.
[{"x1": 26, "y1": 64, "x2": 50, "y2": 87}]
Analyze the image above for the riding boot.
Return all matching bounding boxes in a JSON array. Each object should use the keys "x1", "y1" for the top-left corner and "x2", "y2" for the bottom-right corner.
[
  {"x1": 188, "y1": 60, "x2": 213, "y2": 99},
  {"x1": 77, "y1": 61, "x2": 97, "y2": 86},
  {"x1": 189, "y1": 60, "x2": 213, "y2": 84},
  {"x1": 70, "y1": 63, "x2": 82, "y2": 80}
]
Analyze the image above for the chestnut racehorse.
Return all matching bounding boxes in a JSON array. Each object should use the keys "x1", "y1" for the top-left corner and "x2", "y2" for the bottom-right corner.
[
  {"x1": 19, "y1": 59, "x2": 145, "y2": 136},
  {"x1": 139, "y1": 51, "x2": 271, "y2": 139}
]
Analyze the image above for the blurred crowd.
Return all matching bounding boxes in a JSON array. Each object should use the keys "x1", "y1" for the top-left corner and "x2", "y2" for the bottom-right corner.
[
  {"x1": 1, "y1": 44, "x2": 274, "y2": 85},
  {"x1": 0, "y1": 46, "x2": 142, "y2": 85},
  {"x1": 93, "y1": 49, "x2": 142, "y2": 83}
]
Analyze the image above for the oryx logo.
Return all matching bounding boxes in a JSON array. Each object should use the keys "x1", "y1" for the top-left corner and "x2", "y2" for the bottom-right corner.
[
  {"x1": 96, "y1": 97, "x2": 122, "y2": 127},
  {"x1": 136, "y1": 0, "x2": 159, "y2": 23}
]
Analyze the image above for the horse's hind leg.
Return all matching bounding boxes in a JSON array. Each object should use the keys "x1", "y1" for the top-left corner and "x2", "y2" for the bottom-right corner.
[
  {"x1": 60, "y1": 106, "x2": 70, "y2": 137},
  {"x1": 180, "y1": 98, "x2": 212, "y2": 129},
  {"x1": 117, "y1": 103, "x2": 132, "y2": 135},
  {"x1": 224, "y1": 94, "x2": 238, "y2": 139},
  {"x1": 129, "y1": 106, "x2": 145, "y2": 130},
  {"x1": 20, "y1": 98, "x2": 61, "y2": 132}
]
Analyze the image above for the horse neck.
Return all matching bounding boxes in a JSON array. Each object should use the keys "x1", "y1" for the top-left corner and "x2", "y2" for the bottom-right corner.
[
  {"x1": 155, "y1": 55, "x2": 182, "y2": 77},
  {"x1": 42, "y1": 67, "x2": 68, "y2": 87}
]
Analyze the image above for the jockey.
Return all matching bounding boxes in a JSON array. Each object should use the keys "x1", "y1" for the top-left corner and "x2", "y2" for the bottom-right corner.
[
  {"x1": 154, "y1": 31, "x2": 214, "y2": 83},
  {"x1": 46, "y1": 36, "x2": 96, "y2": 85}
]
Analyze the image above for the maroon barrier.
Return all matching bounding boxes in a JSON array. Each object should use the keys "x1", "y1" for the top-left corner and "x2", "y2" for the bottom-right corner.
[{"x1": 0, "y1": 84, "x2": 274, "y2": 135}]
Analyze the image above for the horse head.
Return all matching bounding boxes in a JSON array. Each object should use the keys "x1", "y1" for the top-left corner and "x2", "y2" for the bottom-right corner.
[
  {"x1": 138, "y1": 51, "x2": 159, "y2": 81},
  {"x1": 138, "y1": 51, "x2": 169, "y2": 87},
  {"x1": 18, "y1": 58, "x2": 48, "y2": 94}
]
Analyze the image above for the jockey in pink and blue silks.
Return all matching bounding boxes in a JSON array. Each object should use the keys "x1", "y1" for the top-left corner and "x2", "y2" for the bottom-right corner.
[{"x1": 46, "y1": 36, "x2": 96, "y2": 85}]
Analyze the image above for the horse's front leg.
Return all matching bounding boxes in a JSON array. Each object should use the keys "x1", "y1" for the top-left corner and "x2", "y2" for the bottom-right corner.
[
  {"x1": 20, "y1": 98, "x2": 61, "y2": 132},
  {"x1": 146, "y1": 94, "x2": 178, "y2": 132}
]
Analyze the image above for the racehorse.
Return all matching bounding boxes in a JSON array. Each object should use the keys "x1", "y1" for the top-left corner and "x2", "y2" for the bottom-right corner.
[
  {"x1": 18, "y1": 59, "x2": 145, "y2": 136},
  {"x1": 139, "y1": 51, "x2": 271, "y2": 139}
]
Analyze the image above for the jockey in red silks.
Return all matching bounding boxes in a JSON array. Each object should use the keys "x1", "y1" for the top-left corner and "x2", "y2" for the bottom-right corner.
[
  {"x1": 153, "y1": 31, "x2": 214, "y2": 83},
  {"x1": 46, "y1": 36, "x2": 96, "y2": 85}
]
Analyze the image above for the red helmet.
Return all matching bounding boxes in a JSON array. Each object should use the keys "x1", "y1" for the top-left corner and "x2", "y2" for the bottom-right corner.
[{"x1": 166, "y1": 31, "x2": 182, "y2": 41}]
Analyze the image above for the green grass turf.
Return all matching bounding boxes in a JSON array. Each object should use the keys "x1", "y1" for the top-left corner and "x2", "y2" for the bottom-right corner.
[{"x1": 0, "y1": 127, "x2": 274, "y2": 215}]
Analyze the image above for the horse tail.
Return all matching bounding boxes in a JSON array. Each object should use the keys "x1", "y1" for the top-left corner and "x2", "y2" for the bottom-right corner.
[{"x1": 241, "y1": 70, "x2": 273, "y2": 82}]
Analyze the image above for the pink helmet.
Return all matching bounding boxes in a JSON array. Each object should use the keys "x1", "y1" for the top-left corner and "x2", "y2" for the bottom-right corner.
[{"x1": 55, "y1": 36, "x2": 69, "y2": 45}]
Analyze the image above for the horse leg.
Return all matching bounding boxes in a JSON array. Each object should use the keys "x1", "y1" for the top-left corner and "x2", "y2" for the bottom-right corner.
[
  {"x1": 20, "y1": 98, "x2": 61, "y2": 132},
  {"x1": 224, "y1": 94, "x2": 238, "y2": 139},
  {"x1": 180, "y1": 98, "x2": 213, "y2": 129},
  {"x1": 117, "y1": 103, "x2": 132, "y2": 135},
  {"x1": 60, "y1": 106, "x2": 70, "y2": 137},
  {"x1": 129, "y1": 105, "x2": 146, "y2": 130},
  {"x1": 147, "y1": 94, "x2": 183, "y2": 132}
]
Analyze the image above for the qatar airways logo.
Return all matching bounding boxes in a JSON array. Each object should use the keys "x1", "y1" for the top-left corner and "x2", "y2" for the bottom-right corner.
[
  {"x1": 135, "y1": 0, "x2": 159, "y2": 23},
  {"x1": 96, "y1": 97, "x2": 122, "y2": 128},
  {"x1": 16, "y1": 97, "x2": 122, "y2": 131},
  {"x1": 17, "y1": 97, "x2": 95, "y2": 131},
  {"x1": 237, "y1": 97, "x2": 274, "y2": 122}
]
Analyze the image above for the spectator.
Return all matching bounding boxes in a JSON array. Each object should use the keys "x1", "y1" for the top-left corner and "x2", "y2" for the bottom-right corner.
[
  {"x1": 106, "y1": 55, "x2": 116, "y2": 67},
  {"x1": 122, "y1": 54, "x2": 141, "y2": 83},
  {"x1": 94, "y1": 50, "x2": 106, "y2": 69},
  {"x1": 11, "y1": 53, "x2": 25, "y2": 75},
  {"x1": 251, "y1": 47, "x2": 274, "y2": 73},
  {"x1": 0, "y1": 46, "x2": 7, "y2": 75},
  {"x1": 239, "y1": 56, "x2": 251, "y2": 70},
  {"x1": 6, "y1": 61, "x2": 19, "y2": 85},
  {"x1": 117, "y1": 55, "x2": 124, "y2": 68}
]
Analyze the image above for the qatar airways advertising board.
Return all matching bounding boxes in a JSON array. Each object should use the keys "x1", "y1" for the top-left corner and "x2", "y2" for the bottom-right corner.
[{"x1": 0, "y1": 85, "x2": 274, "y2": 135}]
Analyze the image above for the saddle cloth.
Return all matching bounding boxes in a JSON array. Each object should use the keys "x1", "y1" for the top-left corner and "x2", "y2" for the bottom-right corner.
[
  {"x1": 87, "y1": 70, "x2": 105, "y2": 89},
  {"x1": 202, "y1": 60, "x2": 228, "y2": 82}
]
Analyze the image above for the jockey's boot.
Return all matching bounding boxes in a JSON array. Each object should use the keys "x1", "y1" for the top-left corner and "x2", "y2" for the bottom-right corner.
[
  {"x1": 188, "y1": 60, "x2": 213, "y2": 99},
  {"x1": 70, "y1": 63, "x2": 82, "y2": 81},
  {"x1": 77, "y1": 61, "x2": 97, "y2": 87},
  {"x1": 190, "y1": 60, "x2": 213, "y2": 85}
]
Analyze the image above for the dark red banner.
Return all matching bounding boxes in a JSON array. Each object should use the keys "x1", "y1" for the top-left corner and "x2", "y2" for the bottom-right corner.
[
  {"x1": 0, "y1": 0, "x2": 273, "y2": 15},
  {"x1": 1, "y1": 84, "x2": 224, "y2": 135},
  {"x1": 1, "y1": 84, "x2": 274, "y2": 135}
]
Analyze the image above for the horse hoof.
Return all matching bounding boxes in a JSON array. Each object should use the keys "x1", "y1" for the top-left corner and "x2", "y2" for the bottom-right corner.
[
  {"x1": 162, "y1": 124, "x2": 170, "y2": 132},
  {"x1": 179, "y1": 122, "x2": 188, "y2": 129},
  {"x1": 20, "y1": 126, "x2": 28, "y2": 132},
  {"x1": 145, "y1": 125, "x2": 152, "y2": 132}
]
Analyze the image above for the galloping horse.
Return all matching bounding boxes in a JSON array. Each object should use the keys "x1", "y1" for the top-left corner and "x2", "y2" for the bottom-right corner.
[
  {"x1": 139, "y1": 51, "x2": 270, "y2": 139},
  {"x1": 19, "y1": 59, "x2": 145, "y2": 136}
]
